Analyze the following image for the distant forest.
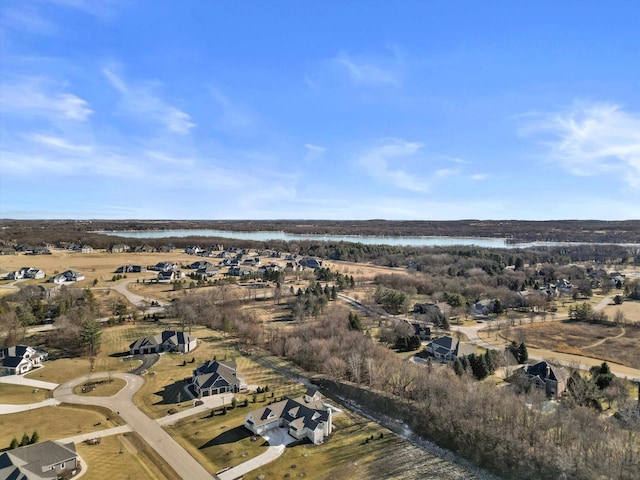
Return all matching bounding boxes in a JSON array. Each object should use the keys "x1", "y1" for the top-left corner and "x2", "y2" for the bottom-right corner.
[{"x1": 1, "y1": 219, "x2": 639, "y2": 244}]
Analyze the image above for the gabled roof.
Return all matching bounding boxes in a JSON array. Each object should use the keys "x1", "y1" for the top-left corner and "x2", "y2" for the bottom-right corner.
[
  {"x1": 524, "y1": 361, "x2": 569, "y2": 383},
  {"x1": 248, "y1": 396, "x2": 329, "y2": 432},
  {"x1": 192, "y1": 360, "x2": 239, "y2": 390},
  {"x1": 129, "y1": 330, "x2": 195, "y2": 350},
  {"x1": 0, "y1": 441, "x2": 76, "y2": 480}
]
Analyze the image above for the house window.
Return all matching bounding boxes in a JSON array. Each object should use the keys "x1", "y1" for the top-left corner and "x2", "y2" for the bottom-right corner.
[{"x1": 60, "y1": 462, "x2": 65, "y2": 469}]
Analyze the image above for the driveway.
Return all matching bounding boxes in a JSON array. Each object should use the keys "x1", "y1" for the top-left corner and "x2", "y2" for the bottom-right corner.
[
  {"x1": 111, "y1": 278, "x2": 169, "y2": 310},
  {"x1": 216, "y1": 427, "x2": 295, "y2": 480},
  {"x1": 54, "y1": 372, "x2": 213, "y2": 480},
  {"x1": 0, "y1": 372, "x2": 59, "y2": 390}
]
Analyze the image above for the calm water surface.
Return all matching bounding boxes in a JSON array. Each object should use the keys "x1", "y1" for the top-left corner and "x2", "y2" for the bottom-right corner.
[{"x1": 97, "y1": 229, "x2": 603, "y2": 249}]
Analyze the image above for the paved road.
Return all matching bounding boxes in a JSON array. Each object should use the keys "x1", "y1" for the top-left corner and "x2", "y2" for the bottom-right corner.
[
  {"x1": 54, "y1": 372, "x2": 213, "y2": 480},
  {"x1": 0, "y1": 372, "x2": 59, "y2": 390},
  {"x1": 216, "y1": 427, "x2": 294, "y2": 480},
  {"x1": 111, "y1": 278, "x2": 169, "y2": 310}
]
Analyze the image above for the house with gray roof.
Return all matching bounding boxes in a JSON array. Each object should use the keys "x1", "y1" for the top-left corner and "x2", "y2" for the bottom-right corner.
[
  {"x1": 1, "y1": 345, "x2": 48, "y2": 376},
  {"x1": 191, "y1": 360, "x2": 245, "y2": 397},
  {"x1": 0, "y1": 440, "x2": 78, "y2": 479},
  {"x1": 513, "y1": 361, "x2": 569, "y2": 397},
  {"x1": 129, "y1": 330, "x2": 197, "y2": 355},
  {"x1": 425, "y1": 336, "x2": 475, "y2": 362},
  {"x1": 244, "y1": 389, "x2": 332, "y2": 445}
]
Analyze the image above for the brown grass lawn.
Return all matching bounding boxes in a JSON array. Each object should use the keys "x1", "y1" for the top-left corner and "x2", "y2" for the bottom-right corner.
[
  {"x1": 73, "y1": 377, "x2": 127, "y2": 397},
  {"x1": 0, "y1": 249, "x2": 201, "y2": 286},
  {"x1": 0, "y1": 404, "x2": 121, "y2": 449},
  {"x1": 0, "y1": 383, "x2": 50, "y2": 404},
  {"x1": 601, "y1": 300, "x2": 640, "y2": 324},
  {"x1": 503, "y1": 321, "x2": 640, "y2": 369},
  {"x1": 77, "y1": 433, "x2": 173, "y2": 480}
]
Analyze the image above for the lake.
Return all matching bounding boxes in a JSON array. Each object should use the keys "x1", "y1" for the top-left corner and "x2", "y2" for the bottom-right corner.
[{"x1": 97, "y1": 228, "x2": 596, "y2": 249}]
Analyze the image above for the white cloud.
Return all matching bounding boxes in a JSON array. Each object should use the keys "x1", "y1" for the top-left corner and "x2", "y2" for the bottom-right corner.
[
  {"x1": 469, "y1": 173, "x2": 490, "y2": 181},
  {"x1": 356, "y1": 138, "x2": 459, "y2": 192},
  {"x1": 102, "y1": 68, "x2": 195, "y2": 135},
  {"x1": 333, "y1": 51, "x2": 400, "y2": 87},
  {"x1": 522, "y1": 101, "x2": 640, "y2": 189},
  {"x1": 0, "y1": 6, "x2": 57, "y2": 34},
  {"x1": 304, "y1": 143, "x2": 326, "y2": 163},
  {"x1": 0, "y1": 78, "x2": 93, "y2": 121}
]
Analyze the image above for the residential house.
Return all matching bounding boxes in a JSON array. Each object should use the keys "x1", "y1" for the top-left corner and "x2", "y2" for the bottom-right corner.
[
  {"x1": 157, "y1": 270, "x2": 184, "y2": 283},
  {"x1": 473, "y1": 300, "x2": 496, "y2": 316},
  {"x1": 411, "y1": 323, "x2": 431, "y2": 341},
  {"x1": 189, "y1": 260, "x2": 214, "y2": 270},
  {"x1": 0, "y1": 440, "x2": 79, "y2": 479},
  {"x1": 134, "y1": 244, "x2": 156, "y2": 253},
  {"x1": 49, "y1": 270, "x2": 85, "y2": 284},
  {"x1": 129, "y1": 330, "x2": 197, "y2": 355},
  {"x1": 425, "y1": 336, "x2": 475, "y2": 362},
  {"x1": 228, "y1": 266, "x2": 253, "y2": 277},
  {"x1": 80, "y1": 245, "x2": 94, "y2": 253},
  {"x1": 115, "y1": 265, "x2": 146, "y2": 274},
  {"x1": 185, "y1": 245, "x2": 202, "y2": 255},
  {"x1": 1, "y1": 345, "x2": 48, "y2": 376},
  {"x1": 555, "y1": 278, "x2": 573, "y2": 293},
  {"x1": 191, "y1": 360, "x2": 245, "y2": 397},
  {"x1": 28, "y1": 248, "x2": 51, "y2": 255},
  {"x1": 299, "y1": 258, "x2": 322, "y2": 269},
  {"x1": 157, "y1": 245, "x2": 175, "y2": 253},
  {"x1": 110, "y1": 244, "x2": 131, "y2": 253},
  {"x1": 155, "y1": 261, "x2": 178, "y2": 272},
  {"x1": 196, "y1": 265, "x2": 218, "y2": 278},
  {"x1": 6, "y1": 267, "x2": 45, "y2": 280},
  {"x1": 513, "y1": 361, "x2": 569, "y2": 397},
  {"x1": 0, "y1": 247, "x2": 17, "y2": 255},
  {"x1": 244, "y1": 389, "x2": 332, "y2": 445}
]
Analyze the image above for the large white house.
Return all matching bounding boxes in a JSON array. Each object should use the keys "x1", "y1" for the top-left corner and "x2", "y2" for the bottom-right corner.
[
  {"x1": 0, "y1": 345, "x2": 48, "y2": 376},
  {"x1": 129, "y1": 330, "x2": 197, "y2": 355},
  {"x1": 244, "y1": 389, "x2": 332, "y2": 445},
  {"x1": 191, "y1": 360, "x2": 245, "y2": 397},
  {"x1": 49, "y1": 270, "x2": 85, "y2": 284},
  {"x1": 6, "y1": 267, "x2": 46, "y2": 280}
]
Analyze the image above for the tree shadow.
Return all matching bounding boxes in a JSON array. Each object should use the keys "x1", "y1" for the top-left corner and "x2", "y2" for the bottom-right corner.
[
  {"x1": 198, "y1": 426, "x2": 260, "y2": 449},
  {"x1": 109, "y1": 351, "x2": 130, "y2": 358}
]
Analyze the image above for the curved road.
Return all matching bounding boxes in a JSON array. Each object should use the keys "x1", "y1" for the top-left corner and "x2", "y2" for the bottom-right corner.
[{"x1": 54, "y1": 372, "x2": 212, "y2": 480}]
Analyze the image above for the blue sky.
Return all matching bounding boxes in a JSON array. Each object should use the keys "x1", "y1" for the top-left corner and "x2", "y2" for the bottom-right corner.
[{"x1": 1, "y1": 0, "x2": 639, "y2": 220}]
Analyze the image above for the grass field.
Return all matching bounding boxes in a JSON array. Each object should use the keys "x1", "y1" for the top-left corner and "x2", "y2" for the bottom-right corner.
[
  {"x1": 77, "y1": 433, "x2": 174, "y2": 480},
  {"x1": 601, "y1": 300, "x2": 640, "y2": 324},
  {"x1": 73, "y1": 377, "x2": 127, "y2": 397},
  {"x1": 502, "y1": 320, "x2": 640, "y2": 369},
  {"x1": 0, "y1": 404, "x2": 122, "y2": 450},
  {"x1": 0, "y1": 383, "x2": 49, "y2": 404}
]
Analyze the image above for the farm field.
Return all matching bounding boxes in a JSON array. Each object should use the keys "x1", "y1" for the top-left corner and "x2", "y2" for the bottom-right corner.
[{"x1": 501, "y1": 320, "x2": 640, "y2": 369}]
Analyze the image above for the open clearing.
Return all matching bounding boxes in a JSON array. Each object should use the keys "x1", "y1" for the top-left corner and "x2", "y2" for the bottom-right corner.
[
  {"x1": 502, "y1": 320, "x2": 640, "y2": 369},
  {"x1": 77, "y1": 433, "x2": 173, "y2": 480},
  {"x1": 0, "y1": 404, "x2": 122, "y2": 449},
  {"x1": 0, "y1": 383, "x2": 49, "y2": 404}
]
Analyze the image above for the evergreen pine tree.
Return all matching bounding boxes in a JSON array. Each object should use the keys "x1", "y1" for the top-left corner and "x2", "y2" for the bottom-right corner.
[
  {"x1": 9, "y1": 438, "x2": 19, "y2": 450},
  {"x1": 517, "y1": 343, "x2": 528, "y2": 364},
  {"x1": 30, "y1": 431, "x2": 39, "y2": 444}
]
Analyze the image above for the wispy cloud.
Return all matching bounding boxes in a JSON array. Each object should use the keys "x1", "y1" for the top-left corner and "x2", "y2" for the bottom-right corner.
[
  {"x1": 0, "y1": 77, "x2": 93, "y2": 121},
  {"x1": 334, "y1": 51, "x2": 400, "y2": 87},
  {"x1": 356, "y1": 138, "x2": 460, "y2": 192},
  {"x1": 0, "y1": 6, "x2": 58, "y2": 35},
  {"x1": 469, "y1": 173, "x2": 490, "y2": 181},
  {"x1": 522, "y1": 101, "x2": 640, "y2": 189},
  {"x1": 102, "y1": 67, "x2": 195, "y2": 135},
  {"x1": 208, "y1": 87, "x2": 256, "y2": 133},
  {"x1": 303, "y1": 143, "x2": 326, "y2": 163}
]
